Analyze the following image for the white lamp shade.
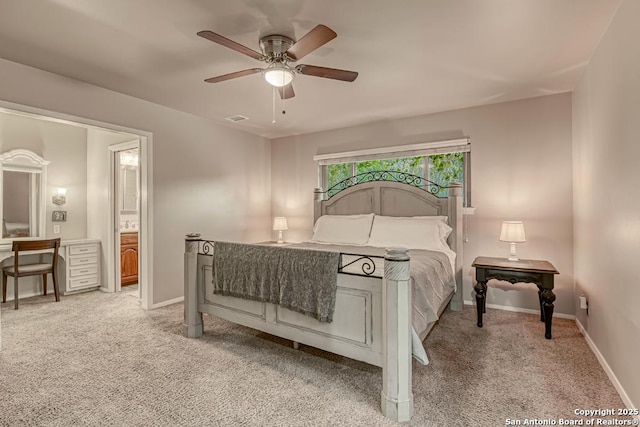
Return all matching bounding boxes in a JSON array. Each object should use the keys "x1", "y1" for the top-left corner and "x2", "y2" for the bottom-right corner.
[
  {"x1": 264, "y1": 68, "x2": 294, "y2": 87},
  {"x1": 57, "y1": 187, "x2": 67, "y2": 196},
  {"x1": 273, "y1": 217, "x2": 288, "y2": 231},
  {"x1": 499, "y1": 221, "x2": 526, "y2": 243}
]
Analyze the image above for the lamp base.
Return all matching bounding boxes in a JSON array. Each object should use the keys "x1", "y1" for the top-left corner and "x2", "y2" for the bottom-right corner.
[
  {"x1": 507, "y1": 242, "x2": 519, "y2": 261},
  {"x1": 277, "y1": 230, "x2": 284, "y2": 244}
]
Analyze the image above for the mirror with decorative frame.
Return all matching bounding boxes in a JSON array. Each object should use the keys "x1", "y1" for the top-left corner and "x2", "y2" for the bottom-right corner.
[{"x1": 0, "y1": 149, "x2": 49, "y2": 240}]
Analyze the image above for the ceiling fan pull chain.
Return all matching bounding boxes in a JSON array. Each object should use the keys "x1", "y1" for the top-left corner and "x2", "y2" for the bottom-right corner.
[
  {"x1": 272, "y1": 85, "x2": 276, "y2": 124},
  {"x1": 281, "y1": 72, "x2": 286, "y2": 116},
  {"x1": 282, "y1": 87, "x2": 286, "y2": 116}
]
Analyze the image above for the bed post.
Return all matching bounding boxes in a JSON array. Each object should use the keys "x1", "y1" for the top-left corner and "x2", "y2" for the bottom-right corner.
[
  {"x1": 313, "y1": 188, "x2": 325, "y2": 224},
  {"x1": 381, "y1": 248, "x2": 413, "y2": 422},
  {"x1": 448, "y1": 182, "x2": 464, "y2": 311},
  {"x1": 184, "y1": 234, "x2": 203, "y2": 338}
]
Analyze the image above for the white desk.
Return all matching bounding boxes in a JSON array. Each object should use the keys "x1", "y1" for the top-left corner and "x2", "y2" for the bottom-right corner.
[{"x1": 0, "y1": 238, "x2": 102, "y2": 296}]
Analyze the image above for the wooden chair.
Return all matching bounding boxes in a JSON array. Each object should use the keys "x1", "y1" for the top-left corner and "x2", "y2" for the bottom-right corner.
[{"x1": 2, "y1": 238, "x2": 61, "y2": 310}]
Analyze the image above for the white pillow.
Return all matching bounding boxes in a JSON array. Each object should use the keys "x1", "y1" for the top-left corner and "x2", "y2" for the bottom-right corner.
[
  {"x1": 380, "y1": 215, "x2": 450, "y2": 240},
  {"x1": 367, "y1": 216, "x2": 452, "y2": 250},
  {"x1": 311, "y1": 213, "x2": 375, "y2": 245}
]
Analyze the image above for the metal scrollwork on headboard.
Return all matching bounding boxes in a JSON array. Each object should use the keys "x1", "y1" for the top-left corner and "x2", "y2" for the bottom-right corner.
[{"x1": 325, "y1": 170, "x2": 444, "y2": 199}]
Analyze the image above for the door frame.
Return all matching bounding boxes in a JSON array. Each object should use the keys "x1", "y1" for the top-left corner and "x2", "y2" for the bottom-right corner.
[
  {"x1": 108, "y1": 140, "x2": 141, "y2": 297},
  {"x1": 0, "y1": 98, "x2": 154, "y2": 310}
]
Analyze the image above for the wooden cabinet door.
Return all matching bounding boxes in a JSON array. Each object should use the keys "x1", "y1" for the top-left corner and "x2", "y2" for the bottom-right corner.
[{"x1": 120, "y1": 233, "x2": 138, "y2": 286}]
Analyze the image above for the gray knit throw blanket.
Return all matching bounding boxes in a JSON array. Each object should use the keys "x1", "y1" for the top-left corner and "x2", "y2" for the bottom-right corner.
[{"x1": 212, "y1": 242, "x2": 340, "y2": 323}]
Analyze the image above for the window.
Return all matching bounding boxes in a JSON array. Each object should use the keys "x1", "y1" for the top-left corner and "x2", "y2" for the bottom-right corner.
[{"x1": 317, "y1": 139, "x2": 471, "y2": 205}]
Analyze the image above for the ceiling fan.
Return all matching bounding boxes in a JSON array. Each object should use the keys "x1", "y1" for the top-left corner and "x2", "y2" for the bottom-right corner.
[{"x1": 197, "y1": 25, "x2": 358, "y2": 99}]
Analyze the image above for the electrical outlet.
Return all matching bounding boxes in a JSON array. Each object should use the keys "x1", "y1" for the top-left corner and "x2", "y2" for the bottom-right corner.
[
  {"x1": 579, "y1": 295, "x2": 588, "y2": 309},
  {"x1": 579, "y1": 295, "x2": 589, "y2": 316},
  {"x1": 53, "y1": 225, "x2": 60, "y2": 234}
]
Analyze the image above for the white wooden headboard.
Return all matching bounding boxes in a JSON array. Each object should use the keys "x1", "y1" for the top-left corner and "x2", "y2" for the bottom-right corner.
[{"x1": 314, "y1": 181, "x2": 447, "y2": 220}]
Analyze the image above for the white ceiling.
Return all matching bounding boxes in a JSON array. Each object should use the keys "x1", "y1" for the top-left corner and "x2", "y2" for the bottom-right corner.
[{"x1": 0, "y1": 0, "x2": 620, "y2": 139}]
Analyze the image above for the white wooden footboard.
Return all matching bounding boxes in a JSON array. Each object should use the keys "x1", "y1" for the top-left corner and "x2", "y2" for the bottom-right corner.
[{"x1": 183, "y1": 236, "x2": 414, "y2": 422}]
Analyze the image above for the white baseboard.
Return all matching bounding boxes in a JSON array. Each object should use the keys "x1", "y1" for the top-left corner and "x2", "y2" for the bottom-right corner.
[
  {"x1": 575, "y1": 319, "x2": 638, "y2": 416},
  {"x1": 150, "y1": 296, "x2": 183, "y2": 309},
  {"x1": 463, "y1": 299, "x2": 575, "y2": 320}
]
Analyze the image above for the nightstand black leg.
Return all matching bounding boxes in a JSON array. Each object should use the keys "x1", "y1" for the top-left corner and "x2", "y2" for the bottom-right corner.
[
  {"x1": 541, "y1": 289, "x2": 556, "y2": 339},
  {"x1": 482, "y1": 283, "x2": 487, "y2": 313},
  {"x1": 474, "y1": 280, "x2": 487, "y2": 327},
  {"x1": 537, "y1": 287, "x2": 545, "y2": 322}
]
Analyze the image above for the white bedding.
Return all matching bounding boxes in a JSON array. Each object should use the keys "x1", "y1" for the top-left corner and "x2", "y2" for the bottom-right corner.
[{"x1": 286, "y1": 242, "x2": 456, "y2": 364}]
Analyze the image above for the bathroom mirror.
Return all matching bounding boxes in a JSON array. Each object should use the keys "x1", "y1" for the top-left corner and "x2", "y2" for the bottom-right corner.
[
  {"x1": 120, "y1": 165, "x2": 138, "y2": 214},
  {"x1": 0, "y1": 149, "x2": 49, "y2": 240}
]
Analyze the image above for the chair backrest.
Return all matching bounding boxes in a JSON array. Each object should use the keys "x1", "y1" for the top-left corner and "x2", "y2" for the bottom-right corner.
[
  {"x1": 12, "y1": 238, "x2": 61, "y2": 252},
  {"x1": 11, "y1": 238, "x2": 61, "y2": 273}
]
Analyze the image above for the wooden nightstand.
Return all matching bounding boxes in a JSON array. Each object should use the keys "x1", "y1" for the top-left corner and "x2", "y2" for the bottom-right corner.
[{"x1": 471, "y1": 256, "x2": 559, "y2": 339}]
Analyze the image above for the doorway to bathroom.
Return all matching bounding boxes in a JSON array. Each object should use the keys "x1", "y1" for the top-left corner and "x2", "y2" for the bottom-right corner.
[{"x1": 111, "y1": 141, "x2": 141, "y2": 298}]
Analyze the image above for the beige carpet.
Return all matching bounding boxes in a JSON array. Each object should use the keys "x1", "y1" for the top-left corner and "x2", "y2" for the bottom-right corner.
[{"x1": 0, "y1": 290, "x2": 624, "y2": 426}]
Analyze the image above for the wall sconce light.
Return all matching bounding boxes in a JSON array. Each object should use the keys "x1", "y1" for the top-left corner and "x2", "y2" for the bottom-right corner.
[
  {"x1": 499, "y1": 220, "x2": 526, "y2": 261},
  {"x1": 273, "y1": 217, "x2": 288, "y2": 244},
  {"x1": 52, "y1": 187, "x2": 67, "y2": 205}
]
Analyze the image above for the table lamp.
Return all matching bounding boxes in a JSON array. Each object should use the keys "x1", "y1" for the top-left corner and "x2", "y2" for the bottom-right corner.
[
  {"x1": 499, "y1": 221, "x2": 526, "y2": 261},
  {"x1": 273, "y1": 217, "x2": 288, "y2": 244}
]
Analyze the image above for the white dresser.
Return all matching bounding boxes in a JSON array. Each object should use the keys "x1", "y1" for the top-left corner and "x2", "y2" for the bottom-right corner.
[{"x1": 64, "y1": 240, "x2": 101, "y2": 294}]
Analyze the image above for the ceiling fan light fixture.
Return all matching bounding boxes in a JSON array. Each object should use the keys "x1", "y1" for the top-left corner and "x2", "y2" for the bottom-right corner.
[{"x1": 264, "y1": 67, "x2": 294, "y2": 87}]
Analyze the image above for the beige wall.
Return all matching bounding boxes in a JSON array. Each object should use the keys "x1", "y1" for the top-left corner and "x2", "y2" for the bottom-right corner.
[
  {"x1": 572, "y1": 0, "x2": 638, "y2": 408},
  {"x1": 272, "y1": 93, "x2": 574, "y2": 315},
  {"x1": 0, "y1": 112, "x2": 88, "y2": 240},
  {"x1": 0, "y1": 58, "x2": 272, "y2": 305}
]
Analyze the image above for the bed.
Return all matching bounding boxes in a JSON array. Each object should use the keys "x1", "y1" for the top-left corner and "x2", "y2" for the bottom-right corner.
[{"x1": 183, "y1": 174, "x2": 463, "y2": 422}]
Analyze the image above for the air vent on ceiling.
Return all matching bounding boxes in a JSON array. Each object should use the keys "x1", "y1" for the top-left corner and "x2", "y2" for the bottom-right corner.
[{"x1": 225, "y1": 114, "x2": 249, "y2": 122}]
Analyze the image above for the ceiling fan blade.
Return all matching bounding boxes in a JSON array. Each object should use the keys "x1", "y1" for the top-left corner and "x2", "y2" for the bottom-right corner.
[
  {"x1": 278, "y1": 84, "x2": 295, "y2": 99},
  {"x1": 204, "y1": 68, "x2": 263, "y2": 83},
  {"x1": 197, "y1": 30, "x2": 264, "y2": 60},
  {"x1": 286, "y1": 25, "x2": 337, "y2": 61},
  {"x1": 296, "y1": 65, "x2": 358, "y2": 82}
]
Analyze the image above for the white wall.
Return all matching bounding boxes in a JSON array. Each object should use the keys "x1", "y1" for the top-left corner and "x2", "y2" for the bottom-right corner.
[
  {"x1": 0, "y1": 58, "x2": 271, "y2": 305},
  {"x1": 272, "y1": 93, "x2": 574, "y2": 315},
  {"x1": 0, "y1": 112, "x2": 88, "y2": 239},
  {"x1": 572, "y1": 0, "x2": 638, "y2": 408}
]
